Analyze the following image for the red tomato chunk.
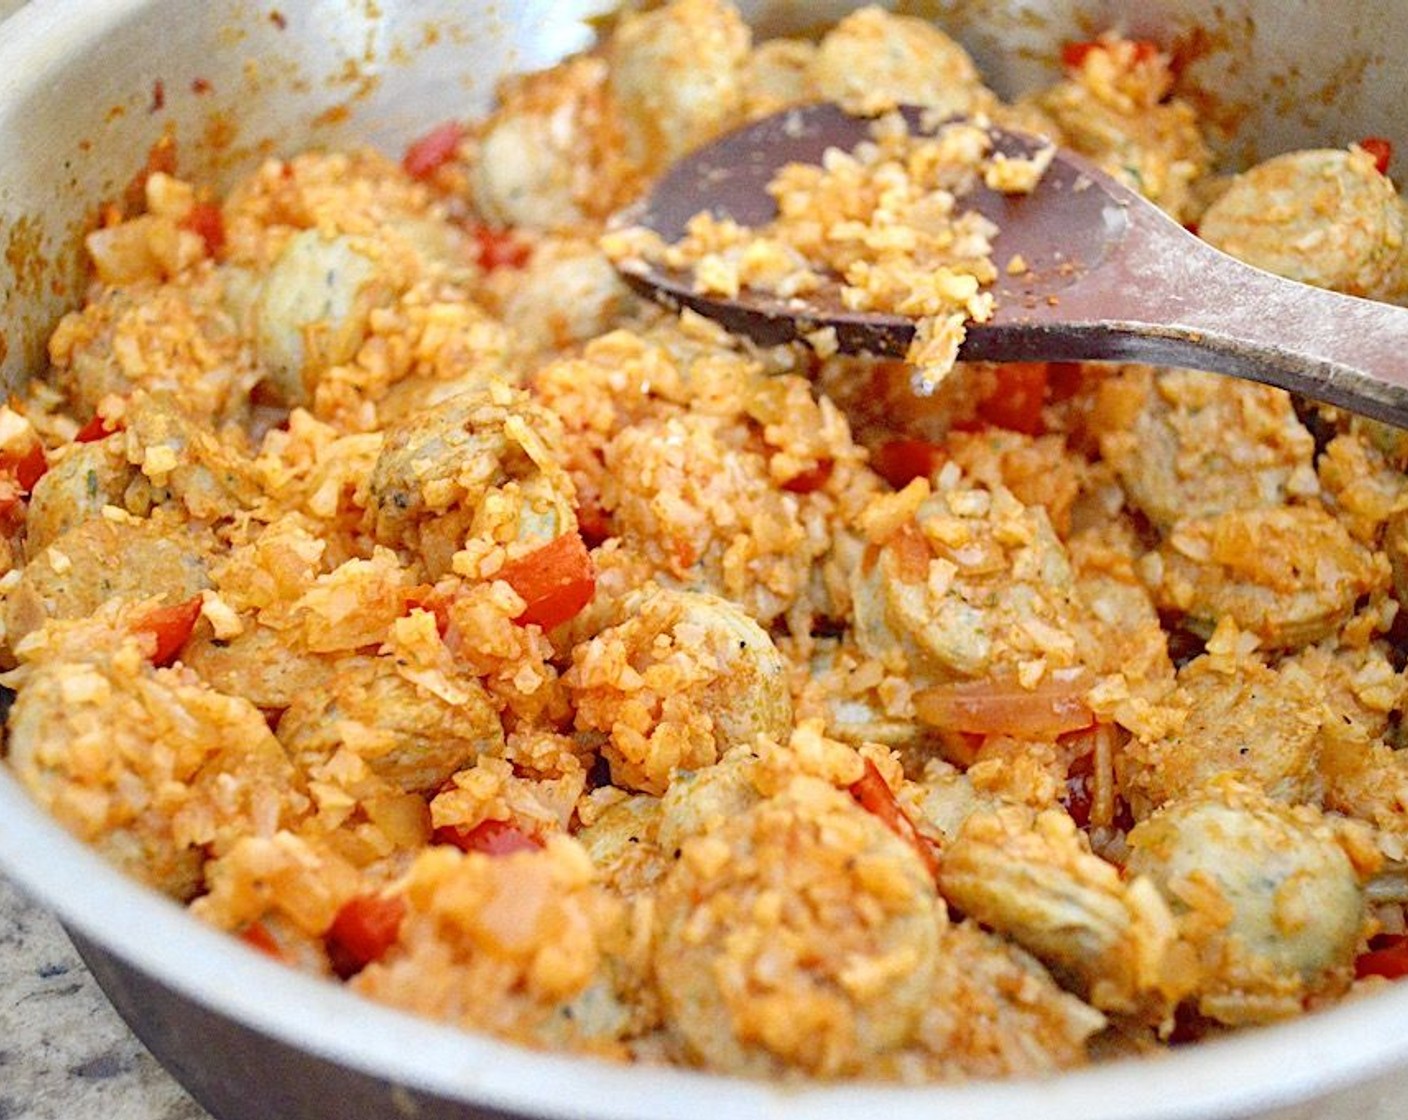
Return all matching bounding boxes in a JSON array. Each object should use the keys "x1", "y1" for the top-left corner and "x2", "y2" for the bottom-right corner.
[
  {"x1": 180, "y1": 201, "x2": 226, "y2": 257},
  {"x1": 1356, "y1": 933, "x2": 1408, "y2": 981},
  {"x1": 974, "y1": 361, "x2": 1049, "y2": 436},
  {"x1": 498, "y1": 531, "x2": 596, "y2": 630},
  {"x1": 434, "y1": 818, "x2": 543, "y2": 856},
  {"x1": 133, "y1": 596, "x2": 203, "y2": 667},
  {"x1": 327, "y1": 894, "x2": 406, "y2": 979},
  {"x1": 1061, "y1": 38, "x2": 1160, "y2": 71},
  {"x1": 472, "y1": 225, "x2": 532, "y2": 271},
  {"x1": 1360, "y1": 136, "x2": 1394, "y2": 176},
  {"x1": 402, "y1": 120, "x2": 466, "y2": 180},
  {"x1": 872, "y1": 439, "x2": 947, "y2": 490},
  {"x1": 74, "y1": 414, "x2": 122, "y2": 443},
  {"x1": 849, "y1": 759, "x2": 942, "y2": 880},
  {"x1": 781, "y1": 458, "x2": 834, "y2": 494}
]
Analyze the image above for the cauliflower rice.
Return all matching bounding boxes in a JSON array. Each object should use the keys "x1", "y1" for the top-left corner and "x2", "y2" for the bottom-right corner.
[{"x1": 5, "y1": 0, "x2": 1408, "y2": 1085}]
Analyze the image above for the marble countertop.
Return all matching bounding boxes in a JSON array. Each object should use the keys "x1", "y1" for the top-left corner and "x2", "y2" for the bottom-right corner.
[
  {"x1": 0, "y1": 4, "x2": 192, "y2": 1113},
  {"x1": 0, "y1": 8, "x2": 158, "y2": 1114},
  {"x1": 0, "y1": 871, "x2": 208, "y2": 1120},
  {"x1": 0, "y1": 0, "x2": 203, "y2": 1111}
]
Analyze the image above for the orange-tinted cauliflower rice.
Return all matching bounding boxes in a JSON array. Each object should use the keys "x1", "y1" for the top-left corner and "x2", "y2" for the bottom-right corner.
[{"x1": 6, "y1": 0, "x2": 1408, "y2": 1085}]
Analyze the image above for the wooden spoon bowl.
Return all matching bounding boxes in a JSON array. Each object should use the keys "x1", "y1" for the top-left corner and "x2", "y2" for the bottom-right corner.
[{"x1": 613, "y1": 103, "x2": 1408, "y2": 427}]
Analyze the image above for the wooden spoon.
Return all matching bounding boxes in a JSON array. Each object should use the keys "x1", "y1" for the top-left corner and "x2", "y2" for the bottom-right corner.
[{"x1": 611, "y1": 103, "x2": 1408, "y2": 427}]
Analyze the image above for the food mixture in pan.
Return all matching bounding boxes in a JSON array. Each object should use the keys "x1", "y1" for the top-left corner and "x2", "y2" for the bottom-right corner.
[{"x1": 8, "y1": 0, "x2": 1408, "y2": 1082}]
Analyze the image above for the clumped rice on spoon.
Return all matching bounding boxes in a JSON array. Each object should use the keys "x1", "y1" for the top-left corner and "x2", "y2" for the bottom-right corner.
[{"x1": 604, "y1": 110, "x2": 1055, "y2": 383}]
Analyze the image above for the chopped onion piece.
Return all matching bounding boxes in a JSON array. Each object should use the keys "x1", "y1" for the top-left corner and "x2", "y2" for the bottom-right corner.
[{"x1": 914, "y1": 672, "x2": 1094, "y2": 736}]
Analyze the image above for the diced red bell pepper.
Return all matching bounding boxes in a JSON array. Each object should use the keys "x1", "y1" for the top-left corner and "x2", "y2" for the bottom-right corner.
[
  {"x1": 1360, "y1": 137, "x2": 1394, "y2": 176},
  {"x1": 326, "y1": 893, "x2": 406, "y2": 979},
  {"x1": 498, "y1": 531, "x2": 596, "y2": 630},
  {"x1": 402, "y1": 120, "x2": 466, "y2": 180},
  {"x1": 871, "y1": 439, "x2": 947, "y2": 490},
  {"x1": 133, "y1": 595, "x2": 203, "y2": 667},
  {"x1": 433, "y1": 818, "x2": 543, "y2": 856},
  {"x1": 849, "y1": 759, "x2": 942, "y2": 880}
]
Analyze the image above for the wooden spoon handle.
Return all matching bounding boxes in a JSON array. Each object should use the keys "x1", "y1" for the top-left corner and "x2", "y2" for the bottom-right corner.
[{"x1": 969, "y1": 198, "x2": 1408, "y2": 427}]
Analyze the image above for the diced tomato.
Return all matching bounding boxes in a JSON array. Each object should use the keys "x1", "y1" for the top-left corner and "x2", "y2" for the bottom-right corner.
[
  {"x1": 180, "y1": 201, "x2": 226, "y2": 257},
  {"x1": 1062, "y1": 751, "x2": 1096, "y2": 829},
  {"x1": 434, "y1": 818, "x2": 543, "y2": 856},
  {"x1": 498, "y1": 531, "x2": 596, "y2": 630},
  {"x1": 575, "y1": 496, "x2": 612, "y2": 549},
  {"x1": 1131, "y1": 39, "x2": 1162, "y2": 64},
  {"x1": 239, "y1": 921, "x2": 285, "y2": 961},
  {"x1": 849, "y1": 760, "x2": 909, "y2": 836},
  {"x1": 121, "y1": 135, "x2": 177, "y2": 217},
  {"x1": 1356, "y1": 933, "x2": 1408, "y2": 981},
  {"x1": 1062, "y1": 38, "x2": 1160, "y2": 71},
  {"x1": 1045, "y1": 360, "x2": 1086, "y2": 402},
  {"x1": 849, "y1": 759, "x2": 942, "y2": 880},
  {"x1": 871, "y1": 439, "x2": 947, "y2": 489},
  {"x1": 0, "y1": 439, "x2": 48, "y2": 518},
  {"x1": 976, "y1": 361, "x2": 1049, "y2": 435},
  {"x1": 1167, "y1": 1005, "x2": 1216, "y2": 1046},
  {"x1": 74, "y1": 414, "x2": 122, "y2": 443},
  {"x1": 402, "y1": 120, "x2": 466, "y2": 180},
  {"x1": 5, "y1": 440, "x2": 48, "y2": 493},
  {"x1": 402, "y1": 583, "x2": 454, "y2": 638},
  {"x1": 781, "y1": 458, "x2": 834, "y2": 494},
  {"x1": 1360, "y1": 137, "x2": 1394, "y2": 176},
  {"x1": 0, "y1": 477, "x2": 23, "y2": 519},
  {"x1": 472, "y1": 224, "x2": 531, "y2": 271},
  {"x1": 132, "y1": 595, "x2": 203, "y2": 667},
  {"x1": 1061, "y1": 40, "x2": 1098, "y2": 69},
  {"x1": 326, "y1": 894, "x2": 406, "y2": 980}
]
